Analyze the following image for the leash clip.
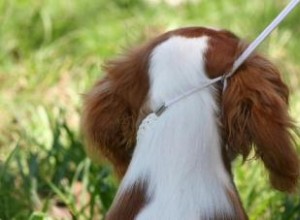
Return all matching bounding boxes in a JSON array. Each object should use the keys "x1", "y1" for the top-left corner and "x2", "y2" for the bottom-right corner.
[{"x1": 155, "y1": 103, "x2": 167, "y2": 116}]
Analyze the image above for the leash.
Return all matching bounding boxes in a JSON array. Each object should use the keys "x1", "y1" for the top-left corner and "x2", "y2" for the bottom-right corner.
[{"x1": 155, "y1": 0, "x2": 300, "y2": 116}]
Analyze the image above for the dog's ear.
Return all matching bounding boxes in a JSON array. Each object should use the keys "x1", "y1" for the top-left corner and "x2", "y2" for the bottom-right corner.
[
  {"x1": 223, "y1": 54, "x2": 300, "y2": 192},
  {"x1": 82, "y1": 47, "x2": 150, "y2": 177}
]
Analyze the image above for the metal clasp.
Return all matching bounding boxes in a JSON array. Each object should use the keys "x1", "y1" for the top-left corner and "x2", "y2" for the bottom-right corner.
[{"x1": 155, "y1": 104, "x2": 167, "y2": 116}]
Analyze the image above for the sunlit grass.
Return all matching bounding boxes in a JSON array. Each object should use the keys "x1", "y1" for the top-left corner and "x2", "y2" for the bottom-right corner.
[{"x1": 0, "y1": 0, "x2": 299, "y2": 219}]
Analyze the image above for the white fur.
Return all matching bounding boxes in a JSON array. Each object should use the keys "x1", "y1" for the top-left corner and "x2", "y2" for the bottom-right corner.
[{"x1": 115, "y1": 36, "x2": 234, "y2": 219}]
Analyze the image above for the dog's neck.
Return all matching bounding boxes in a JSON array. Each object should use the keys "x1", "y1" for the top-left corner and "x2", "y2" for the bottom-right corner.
[
  {"x1": 126, "y1": 96, "x2": 235, "y2": 217},
  {"x1": 106, "y1": 36, "x2": 247, "y2": 220}
]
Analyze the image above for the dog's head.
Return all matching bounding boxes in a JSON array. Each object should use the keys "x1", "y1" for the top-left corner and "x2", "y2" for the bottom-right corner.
[{"x1": 82, "y1": 27, "x2": 299, "y2": 192}]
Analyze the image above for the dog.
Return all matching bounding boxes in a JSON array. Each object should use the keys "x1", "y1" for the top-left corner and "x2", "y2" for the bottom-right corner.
[{"x1": 82, "y1": 27, "x2": 299, "y2": 220}]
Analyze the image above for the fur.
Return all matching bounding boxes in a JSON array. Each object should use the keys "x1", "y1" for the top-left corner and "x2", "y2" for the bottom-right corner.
[{"x1": 82, "y1": 27, "x2": 299, "y2": 219}]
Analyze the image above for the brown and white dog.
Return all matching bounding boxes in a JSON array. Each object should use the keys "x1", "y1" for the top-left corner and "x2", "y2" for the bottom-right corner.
[{"x1": 82, "y1": 27, "x2": 299, "y2": 220}]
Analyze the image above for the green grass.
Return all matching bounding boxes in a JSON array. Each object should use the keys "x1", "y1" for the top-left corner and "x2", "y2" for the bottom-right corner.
[{"x1": 0, "y1": 0, "x2": 300, "y2": 219}]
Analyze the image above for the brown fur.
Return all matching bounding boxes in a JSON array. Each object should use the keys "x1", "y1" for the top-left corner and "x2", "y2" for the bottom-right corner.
[
  {"x1": 105, "y1": 181, "x2": 148, "y2": 220},
  {"x1": 205, "y1": 30, "x2": 240, "y2": 79},
  {"x1": 81, "y1": 44, "x2": 151, "y2": 176},
  {"x1": 204, "y1": 30, "x2": 300, "y2": 192},
  {"x1": 222, "y1": 54, "x2": 299, "y2": 192},
  {"x1": 225, "y1": 188, "x2": 248, "y2": 220}
]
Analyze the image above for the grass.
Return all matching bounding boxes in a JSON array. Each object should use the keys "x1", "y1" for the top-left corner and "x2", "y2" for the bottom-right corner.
[{"x1": 0, "y1": 0, "x2": 300, "y2": 219}]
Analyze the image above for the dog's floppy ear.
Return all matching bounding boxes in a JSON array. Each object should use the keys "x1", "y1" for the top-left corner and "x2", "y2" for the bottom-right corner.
[
  {"x1": 82, "y1": 47, "x2": 150, "y2": 177},
  {"x1": 223, "y1": 54, "x2": 300, "y2": 192}
]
